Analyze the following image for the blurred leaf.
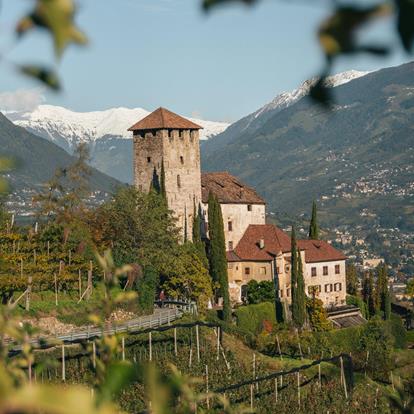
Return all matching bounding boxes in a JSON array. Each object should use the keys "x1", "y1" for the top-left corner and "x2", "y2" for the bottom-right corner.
[
  {"x1": 395, "y1": 0, "x2": 414, "y2": 52},
  {"x1": 97, "y1": 362, "x2": 138, "y2": 405},
  {"x1": 309, "y1": 76, "x2": 333, "y2": 107},
  {"x1": 19, "y1": 65, "x2": 61, "y2": 90},
  {"x1": 318, "y1": 4, "x2": 391, "y2": 59},
  {"x1": 202, "y1": 0, "x2": 257, "y2": 12},
  {"x1": 16, "y1": 0, "x2": 88, "y2": 58}
]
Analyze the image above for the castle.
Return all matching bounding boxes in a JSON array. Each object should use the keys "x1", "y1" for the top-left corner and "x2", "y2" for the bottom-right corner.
[{"x1": 129, "y1": 108, "x2": 347, "y2": 308}]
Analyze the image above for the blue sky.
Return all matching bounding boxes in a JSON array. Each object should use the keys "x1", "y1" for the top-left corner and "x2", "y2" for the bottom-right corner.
[{"x1": 0, "y1": 0, "x2": 411, "y2": 121}]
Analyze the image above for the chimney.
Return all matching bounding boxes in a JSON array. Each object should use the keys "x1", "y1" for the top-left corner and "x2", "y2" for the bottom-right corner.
[{"x1": 259, "y1": 238, "x2": 265, "y2": 249}]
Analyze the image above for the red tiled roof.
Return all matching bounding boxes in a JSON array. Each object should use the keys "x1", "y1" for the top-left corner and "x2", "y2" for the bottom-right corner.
[
  {"x1": 297, "y1": 240, "x2": 347, "y2": 263},
  {"x1": 201, "y1": 172, "x2": 266, "y2": 205},
  {"x1": 128, "y1": 107, "x2": 202, "y2": 131},
  {"x1": 226, "y1": 251, "x2": 241, "y2": 262},
  {"x1": 233, "y1": 224, "x2": 291, "y2": 261}
]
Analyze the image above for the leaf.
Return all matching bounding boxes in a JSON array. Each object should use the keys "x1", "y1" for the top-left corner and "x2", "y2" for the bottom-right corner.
[
  {"x1": 202, "y1": 0, "x2": 257, "y2": 12},
  {"x1": 395, "y1": 0, "x2": 414, "y2": 52},
  {"x1": 19, "y1": 65, "x2": 61, "y2": 90},
  {"x1": 309, "y1": 76, "x2": 333, "y2": 107},
  {"x1": 97, "y1": 362, "x2": 138, "y2": 405},
  {"x1": 318, "y1": 4, "x2": 391, "y2": 59},
  {"x1": 16, "y1": 0, "x2": 88, "y2": 58}
]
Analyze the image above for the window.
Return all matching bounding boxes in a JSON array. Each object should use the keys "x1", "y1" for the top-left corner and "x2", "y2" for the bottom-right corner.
[
  {"x1": 287, "y1": 288, "x2": 290, "y2": 297},
  {"x1": 177, "y1": 174, "x2": 181, "y2": 188},
  {"x1": 260, "y1": 267, "x2": 266, "y2": 275},
  {"x1": 247, "y1": 204, "x2": 252, "y2": 211},
  {"x1": 280, "y1": 289, "x2": 284, "y2": 298},
  {"x1": 324, "y1": 284, "x2": 331, "y2": 293},
  {"x1": 335, "y1": 264, "x2": 340, "y2": 274},
  {"x1": 228, "y1": 263, "x2": 233, "y2": 269},
  {"x1": 228, "y1": 221, "x2": 233, "y2": 231},
  {"x1": 228, "y1": 241, "x2": 233, "y2": 251},
  {"x1": 276, "y1": 267, "x2": 280, "y2": 274},
  {"x1": 285, "y1": 264, "x2": 290, "y2": 273},
  {"x1": 147, "y1": 157, "x2": 151, "y2": 163},
  {"x1": 323, "y1": 266, "x2": 328, "y2": 276},
  {"x1": 334, "y1": 283, "x2": 342, "y2": 292},
  {"x1": 245, "y1": 267, "x2": 250, "y2": 275},
  {"x1": 311, "y1": 267, "x2": 317, "y2": 277},
  {"x1": 180, "y1": 156, "x2": 184, "y2": 164}
]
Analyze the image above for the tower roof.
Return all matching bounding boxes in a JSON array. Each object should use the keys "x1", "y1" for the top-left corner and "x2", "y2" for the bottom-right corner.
[{"x1": 128, "y1": 107, "x2": 203, "y2": 131}]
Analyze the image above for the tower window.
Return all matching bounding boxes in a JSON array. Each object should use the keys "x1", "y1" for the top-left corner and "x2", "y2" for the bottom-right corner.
[
  {"x1": 228, "y1": 221, "x2": 233, "y2": 231},
  {"x1": 177, "y1": 174, "x2": 181, "y2": 188},
  {"x1": 228, "y1": 241, "x2": 233, "y2": 251},
  {"x1": 180, "y1": 156, "x2": 184, "y2": 164},
  {"x1": 147, "y1": 157, "x2": 151, "y2": 163},
  {"x1": 247, "y1": 204, "x2": 252, "y2": 211}
]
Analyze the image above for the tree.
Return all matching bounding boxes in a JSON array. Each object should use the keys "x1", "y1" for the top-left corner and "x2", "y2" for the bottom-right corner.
[
  {"x1": 306, "y1": 296, "x2": 332, "y2": 331},
  {"x1": 192, "y1": 202, "x2": 208, "y2": 267},
  {"x1": 346, "y1": 263, "x2": 359, "y2": 295},
  {"x1": 376, "y1": 263, "x2": 391, "y2": 320},
  {"x1": 362, "y1": 271, "x2": 376, "y2": 317},
  {"x1": 161, "y1": 243, "x2": 212, "y2": 312},
  {"x1": 245, "y1": 280, "x2": 274, "y2": 304},
  {"x1": 207, "y1": 192, "x2": 231, "y2": 321},
  {"x1": 137, "y1": 266, "x2": 159, "y2": 313},
  {"x1": 308, "y1": 200, "x2": 319, "y2": 239},
  {"x1": 160, "y1": 159, "x2": 167, "y2": 201},
  {"x1": 290, "y1": 226, "x2": 305, "y2": 328}
]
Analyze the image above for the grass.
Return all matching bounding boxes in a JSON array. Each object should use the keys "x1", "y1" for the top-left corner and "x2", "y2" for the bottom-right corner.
[{"x1": 11, "y1": 285, "x2": 142, "y2": 326}]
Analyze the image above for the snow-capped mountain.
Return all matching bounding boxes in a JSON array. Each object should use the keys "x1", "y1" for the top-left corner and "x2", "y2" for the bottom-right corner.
[
  {"x1": 250, "y1": 70, "x2": 369, "y2": 124},
  {"x1": 6, "y1": 105, "x2": 229, "y2": 152},
  {"x1": 203, "y1": 69, "x2": 371, "y2": 156}
]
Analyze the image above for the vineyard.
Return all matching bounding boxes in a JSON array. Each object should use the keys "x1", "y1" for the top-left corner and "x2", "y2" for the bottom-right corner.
[{"x1": 11, "y1": 319, "x2": 394, "y2": 414}]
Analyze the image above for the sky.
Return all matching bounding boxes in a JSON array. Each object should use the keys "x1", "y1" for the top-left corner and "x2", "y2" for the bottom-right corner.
[{"x1": 0, "y1": 0, "x2": 412, "y2": 122}]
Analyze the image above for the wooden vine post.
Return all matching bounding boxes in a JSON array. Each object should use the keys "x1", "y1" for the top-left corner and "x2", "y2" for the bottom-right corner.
[
  {"x1": 205, "y1": 365, "x2": 210, "y2": 409},
  {"x1": 195, "y1": 324, "x2": 200, "y2": 362},
  {"x1": 92, "y1": 341, "x2": 96, "y2": 369},
  {"x1": 318, "y1": 363, "x2": 322, "y2": 388},
  {"x1": 216, "y1": 327, "x2": 220, "y2": 361},
  {"x1": 149, "y1": 332, "x2": 152, "y2": 361},
  {"x1": 276, "y1": 334, "x2": 282, "y2": 360},
  {"x1": 62, "y1": 344, "x2": 66, "y2": 381},
  {"x1": 25, "y1": 275, "x2": 32, "y2": 311},
  {"x1": 78, "y1": 270, "x2": 82, "y2": 300},
  {"x1": 297, "y1": 371, "x2": 301, "y2": 408},
  {"x1": 122, "y1": 337, "x2": 125, "y2": 361},
  {"x1": 340, "y1": 356, "x2": 348, "y2": 399},
  {"x1": 87, "y1": 261, "x2": 93, "y2": 300},
  {"x1": 54, "y1": 273, "x2": 58, "y2": 306},
  {"x1": 174, "y1": 327, "x2": 178, "y2": 356},
  {"x1": 47, "y1": 241, "x2": 50, "y2": 259},
  {"x1": 274, "y1": 377, "x2": 278, "y2": 402}
]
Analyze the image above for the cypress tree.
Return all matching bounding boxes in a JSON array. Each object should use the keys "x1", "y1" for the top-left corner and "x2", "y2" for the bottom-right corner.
[
  {"x1": 363, "y1": 271, "x2": 376, "y2": 317},
  {"x1": 376, "y1": 263, "x2": 391, "y2": 320},
  {"x1": 207, "y1": 192, "x2": 231, "y2": 321},
  {"x1": 183, "y1": 206, "x2": 188, "y2": 243},
  {"x1": 346, "y1": 263, "x2": 359, "y2": 295},
  {"x1": 308, "y1": 200, "x2": 319, "y2": 240},
  {"x1": 150, "y1": 167, "x2": 161, "y2": 194},
  {"x1": 192, "y1": 201, "x2": 208, "y2": 264},
  {"x1": 160, "y1": 159, "x2": 167, "y2": 201},
  {"x1": 296, "y1": 249, "x2": 306, "y2": 327},
  {"x1": 273, "y1": 258, "x2": 285, "y2": 323},
  {"x1": 290, "y1": 226, "x2": 300, "y2": 325}
]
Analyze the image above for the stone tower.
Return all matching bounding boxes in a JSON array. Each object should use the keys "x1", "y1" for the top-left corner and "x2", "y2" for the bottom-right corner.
[{"x1": 128, "y1": 107, "x2": 203, "y2": 240}]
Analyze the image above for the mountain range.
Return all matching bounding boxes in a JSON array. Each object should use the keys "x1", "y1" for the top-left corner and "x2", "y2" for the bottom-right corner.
[
  {"x1": 5, "y1": 106, "x2": 229, "y2": 183},
  {"x1": 202, "y1": 62, "x2": 414, "y2": 233},
  {"x1": 0, "y1": 112, "x2": 120, "y2": 193}
]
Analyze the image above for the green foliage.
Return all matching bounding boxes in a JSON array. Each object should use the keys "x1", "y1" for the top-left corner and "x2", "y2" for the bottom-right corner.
[
  {"x1": 308, "y1": 200, "x2": 319, "y2": 239},
  {"x1": 306, "y1": 297, "x2": 332, "y2": 331},
  {"x1": 234, "y1": 302, "x2": 276, "y2": 335},
  {"x1": 346, "y1": 294, "x2": 369, "y2": 319},
  {"x1": 376, "y1": 262, "x2": 391, "y2": 320},
  {"x1": 160, "y1": 243, "x2": 212, "y2": 311},
  {"x1": 387, "y1": 314, "x2": 407, "y2": 349},
  {"x1": 91, "y1": 187, "x2": 179, "y2": 270},
  {"x1": 137, "y1": 266, "x2": 159, "y2": 313},
  {"x1": 362, "y1": 271, "x2": 376, "y2": 318},
  {"x1": 291, "y1": 227, "x2": 305, "y2": 328},
  {"x1": 346, "y1": 263, "x2": 359, "y2": 296},
  {"x1": 359, "y1": 317, "x2": 393, "y2": 381},
  {"x1": 207, "y1": 192, "x2": 230, "y2": 322},
  {"x1": 245, "y1": 280, "x2": 274, "y2": 304}
]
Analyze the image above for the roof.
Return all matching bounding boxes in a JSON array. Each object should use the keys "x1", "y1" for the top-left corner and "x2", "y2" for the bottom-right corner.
[
  {"x1": 201, "y1": 172, "x2": 266, "y2": 205},
  {"x1": 128, "y1": 107, "x2": 202, "y2": 131},
  {"x1": 233, "y1": 224, "x2": 292, "y2": 261},
  {"x1": 297, "y1": 240, "x2": 347, "y2": 263}
]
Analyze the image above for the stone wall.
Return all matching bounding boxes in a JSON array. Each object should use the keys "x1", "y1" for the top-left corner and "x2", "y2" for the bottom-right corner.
[
  {"x1": 133, "y1": 128, "x2": 202, "y2": 240},
  {"x1": 201, "y1": 202, "x2": 266, "y2": 249}
]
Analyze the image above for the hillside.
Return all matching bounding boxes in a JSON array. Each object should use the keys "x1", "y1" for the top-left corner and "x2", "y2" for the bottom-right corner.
[
  {"x1": 0, "y1": 112, "x2": 121, "y2": 193},
  {"x1": 201, "y1": 63, "x2": 414, "y2": 235},
  {"x1": 5, "y1": 106, "x2": 229, "y2": 183}
]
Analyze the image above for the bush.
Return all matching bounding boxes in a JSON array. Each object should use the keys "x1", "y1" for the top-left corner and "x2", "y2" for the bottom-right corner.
[
  {"x1": 387, "y1": 314, "x2": 407, "y2": 349},
  {"x1": 234, "y1": 302, "x2": 276, "y2": 335},
  {"x1": 346, "y1": 294, "x2": 369, "y2": 319},
  {"x1": 136, "y1": 266, "x2": 159, "y2": 313},
  {"x1": 245, "y1": 280, "x2": 275, "y2": 304}
]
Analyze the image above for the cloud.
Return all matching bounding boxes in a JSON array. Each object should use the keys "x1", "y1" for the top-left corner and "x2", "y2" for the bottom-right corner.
[{"x1": 0, "y1": 88, "x2": 45, "y2": 112}]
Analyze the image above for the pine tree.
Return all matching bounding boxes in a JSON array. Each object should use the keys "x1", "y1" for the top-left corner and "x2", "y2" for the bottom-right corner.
[
  {"x1": 207, "y1": 192, "x2": 231, "y2": 322},
  {"x1": 308, "y1": 200, "x2": 319, "y2": 240}
]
